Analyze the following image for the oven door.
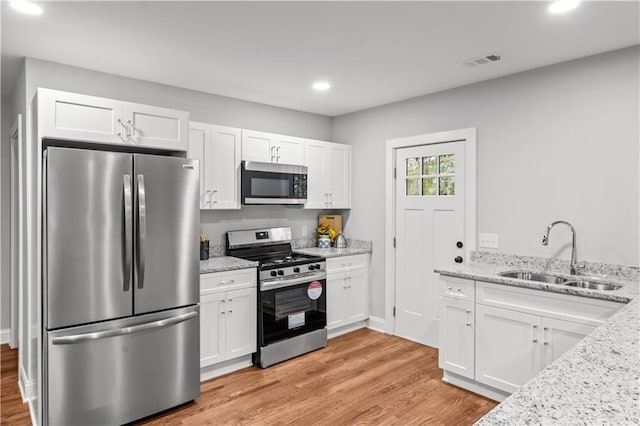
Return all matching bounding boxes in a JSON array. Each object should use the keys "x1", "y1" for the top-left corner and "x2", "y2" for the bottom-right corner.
[
  {"x1": 260, "y1": 279, "x2": 326, "y2": 346},
  {"x1": 241, "y1": 161, "x2": 307, "y2": 204}
]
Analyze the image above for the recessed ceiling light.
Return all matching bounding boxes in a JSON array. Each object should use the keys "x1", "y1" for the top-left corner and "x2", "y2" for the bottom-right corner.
[
  {"x1": 312, "y1": 81, "x2": 331, "y2": 92},
  {"x1": 548, "y1": 0, "x2": 580, "y2": 14},
  {"x1": 9, "y1": 0, "x2": 43, "y2": 15}
]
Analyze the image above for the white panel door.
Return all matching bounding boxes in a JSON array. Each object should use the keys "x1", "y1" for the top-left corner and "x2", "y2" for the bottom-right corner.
[
  {"x1": 273, "y1": 135, "x2": 305, "y2": 165},
  {"x1": 242, "y1": 130, "x2": 274, "y2": 162},
  {"x1": 346, "y1": 268, "x2": 368, "y2": 323},
  {"x1": 200, "y1": 292, "x2": 226, "y2": 368},
  {"x1": 542, "y1": 317, "x2": 594, "y2": 368},
  {"x1": 328, "y1": 143, "x2": 351, "y2": 208},
  {"x1": 39, "y1": 89, "x2": 124, "y2": 144},
  {"x1": 394, "y1": 141, "x2": 465, "y2": 347},
  {"x1": 211, "y1": 125, "x2": 242, "y2": 209},
  {"x1": 304, "y1": 140, "x2": 328, "y2": 209},
  {"x1": 438, "y1": 297, "x2": 475, "y2": 379},
  {"x1": 476, "y1": 304, "x2": 542, "y2": 393},
  {"x1": 124, "y1": 102, "x2": 188, "y2": 150},
  {"x1": 327, "y1": 273, "x2": 347, "y2": 330},
  {"x1": 188, "y1": 122, "x2": 213, "y2": 209},
  {"x1": 225, "y1": 287, "x2": 257, "y2": 359}
]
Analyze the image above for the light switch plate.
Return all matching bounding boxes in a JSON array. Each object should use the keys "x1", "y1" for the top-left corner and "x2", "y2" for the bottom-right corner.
[{"x1": 479, "y1": 233, "x2": 499, "y2": 249}]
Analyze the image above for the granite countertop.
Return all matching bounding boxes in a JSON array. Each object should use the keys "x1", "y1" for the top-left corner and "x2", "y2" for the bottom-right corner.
[
  {"x1": 200, "y1": 256, "x2": 258, "y2": 274},
  {"x1": 435, "y1": 259, "x2": 639, "y2": 425},
  {"x1": 294, "y1": 246, "x2": 372, "y2": 258}
]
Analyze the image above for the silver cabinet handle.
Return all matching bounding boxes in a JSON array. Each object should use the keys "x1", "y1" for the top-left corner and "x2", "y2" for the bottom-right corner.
[
  {"x1": 137, "y1": 174, "x2": 146, "y2": 289},
  {"x1": 117, "y1": 119, "x2": 128, "y2": 141},
  {"x1": 228, "y1": 298, "x2": 233, "y2": 313},
  {"x1": 270, "y1": 145, "x2": 276, "y2": 163},
  {"x1": 329, "y1": 193, "x2": 333, "y2": 206},
  {"x1": 218, "y1": 279, "x2": 235, "y2": 286},
  {"x1": 276, "y1": 146, "x2": 281, "y2": 162},
  {"x1": 532, "y1": 324, "x2": 538, "y2": 343},
  {"x1": 543, "y1": 327, "x2": 549, "y2": 346},
  {"x1": 123, "y1": 175, "x2": 133, "y2": 292},
  {"x1": 212, "y1": 189, "x2": 218, "y2": 204},
  {"x1": 52, "y1": 311, "x2": 197, "y2": 345},
  {"x1": 204, "y1": 190, "x2": 212, "y2": 207},
  {"x1": 221, "y1": 300, "x2": 226, "y2": 315},
  {"x1": 465, "y1": 309, "x2": 472, "y2": 326},
  {"x1": 127, "y1": 119, "x2": 134, "y2": 138}
]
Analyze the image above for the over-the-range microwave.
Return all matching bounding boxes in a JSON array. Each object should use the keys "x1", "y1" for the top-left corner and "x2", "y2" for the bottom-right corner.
[{"x1": 241, "y1": 161, "x2": 307, "y2": 205}]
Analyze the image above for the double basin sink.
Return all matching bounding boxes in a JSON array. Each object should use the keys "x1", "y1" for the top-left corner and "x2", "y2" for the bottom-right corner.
[{"x1": 498, "y1": 271, "x2": 620, "y2": 291}]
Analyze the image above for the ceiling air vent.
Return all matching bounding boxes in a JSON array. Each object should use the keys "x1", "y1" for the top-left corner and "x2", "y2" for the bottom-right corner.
[{"x1": 460, "y1": 53, "x2": 502, "y2": 68}]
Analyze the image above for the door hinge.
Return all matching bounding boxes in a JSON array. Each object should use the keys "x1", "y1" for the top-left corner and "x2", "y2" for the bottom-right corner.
[
  {"x1": 393, "y1": 168, "x2": 397, "y2": 179},
  {"x1": 393, "y1": 237, "x2": 396, "y2": 248},
  {"x1": 393, "y1": 306, "x2": 396, "y2": 317}
]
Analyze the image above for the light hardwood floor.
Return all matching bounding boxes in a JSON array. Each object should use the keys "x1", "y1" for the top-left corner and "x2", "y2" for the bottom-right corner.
[{"x1": 1, "y1": 328, "x2": 497, "y2": 425}]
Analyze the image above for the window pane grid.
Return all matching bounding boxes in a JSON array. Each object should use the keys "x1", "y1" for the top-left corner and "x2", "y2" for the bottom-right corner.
[{"x1": 405, "y1": 153, "x2": 455, "y2": 197}]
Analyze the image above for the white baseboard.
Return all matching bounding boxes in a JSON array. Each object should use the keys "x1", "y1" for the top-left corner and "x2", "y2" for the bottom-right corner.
[
  {"x1": 200, "y1": 355, "x2": 254, "y2": 383},
  {"x1": 367, "y1": 316, "x2": 386, "y2": 333},
  {"x1": 442, "y1": 371, "x2": 507, "y2": 402},
  {"x1": 19, "y1": 365, "x2": 35, "y2": 402},
  {"x1": 328, "y1": 320, "x2": 367, "y2": 339},
  {"x1": 0, "y1": 329, "x2": 10, "y2": 344}
]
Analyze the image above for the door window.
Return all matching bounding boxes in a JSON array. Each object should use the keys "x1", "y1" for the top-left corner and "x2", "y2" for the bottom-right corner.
[{"x1": 406, "y1": 154, "x2": 456, "y2": 196}]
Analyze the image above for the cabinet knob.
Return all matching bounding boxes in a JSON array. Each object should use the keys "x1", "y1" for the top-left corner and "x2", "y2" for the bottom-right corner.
[{"x1": 454, "y1": 256, "x2": 463, "y2": 264}]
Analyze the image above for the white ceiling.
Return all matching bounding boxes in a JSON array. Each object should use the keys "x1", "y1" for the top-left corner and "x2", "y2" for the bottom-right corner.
[{"x1": 2, "y1": 1, "x2": 638, "y2": 116}]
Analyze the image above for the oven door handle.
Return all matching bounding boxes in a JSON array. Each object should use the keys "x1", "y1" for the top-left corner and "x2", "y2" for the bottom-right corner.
[{"x1": 260, "y1": 272, "x2": 326, "y2": 291}]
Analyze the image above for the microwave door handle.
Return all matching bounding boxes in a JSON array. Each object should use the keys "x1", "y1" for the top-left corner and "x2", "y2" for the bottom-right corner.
[
  {"x1": 137, "y1": 174, "x2": 147, "y2": 289},
  {"x1": 123, "y1": 175, "x2": 132, "y2": 292}
]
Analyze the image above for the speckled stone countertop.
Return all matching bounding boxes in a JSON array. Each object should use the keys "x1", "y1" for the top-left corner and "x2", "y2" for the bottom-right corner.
[
  {"x1": 435, "y1": 254, "x2": 639, "y2": 425},
  {"x1": 200, "y1": 256, "x2": 258, "y2": 274},
  {"x1": 294, "y1": 239, "x2": 372, "y2": 258}
]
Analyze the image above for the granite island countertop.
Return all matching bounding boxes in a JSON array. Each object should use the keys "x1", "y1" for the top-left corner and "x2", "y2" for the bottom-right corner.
[
  {"x1": 435, "y1": 260, "x2": 639, "y2": 425},
  {"x1": 200, "y1": 256, "x2": 258, "y2": 274}
]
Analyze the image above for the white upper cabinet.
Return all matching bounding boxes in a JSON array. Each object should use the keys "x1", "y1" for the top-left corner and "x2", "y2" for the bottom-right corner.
[
  {"x1": 38, "y1": 88, "x2": 188, "y2": 151},
  {"x1": 241, "y1": 129, "x2": 305, "y2": 165},
  {"x1": 304, "y1": 139, "x2": 351, "y2": 209},
  {"x1": 188, "y1": 122, "x2": 241, "y2": 210}
]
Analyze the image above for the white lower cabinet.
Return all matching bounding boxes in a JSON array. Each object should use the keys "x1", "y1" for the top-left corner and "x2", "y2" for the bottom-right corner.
[
  {"x1": 438, "y1": 297, "x2": 474, "y2": 379},
  {"x1": 199, "y1": 269, "x2": 257, "y2": 369},
  {"x1": 438, "y1": 276, "x2": 622, "y2": 400},
  {"x1": 326, "y1": 254, "x2": 370, "y2": 331}
]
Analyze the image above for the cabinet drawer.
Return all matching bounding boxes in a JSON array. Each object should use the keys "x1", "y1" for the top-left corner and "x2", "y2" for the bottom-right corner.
[
  {"x1": 326, "y1": 254, "x2": 369, "y2": 273},
  {"x1": 476, "y1": 281, "x2": 623, "y2": 326},
  {"x1": 439, "y1": 276, "x2": 475, "y2": 301},
  {"x1": 200, "y1": 269, "x2": 256, "y2": 294}
]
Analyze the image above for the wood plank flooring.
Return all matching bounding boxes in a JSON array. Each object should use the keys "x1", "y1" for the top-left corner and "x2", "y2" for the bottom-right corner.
[
  {"x1": 1, "y1": 344, "x2": 30, "y2": 425},
  {"x1": 1, "y1": 328, "x2": 497, "y2": 425}
]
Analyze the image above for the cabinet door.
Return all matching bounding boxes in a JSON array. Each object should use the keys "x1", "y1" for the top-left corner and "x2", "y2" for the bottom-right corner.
[
  {"x1": 328, "y1": 143, "x2": 351, "y2": 208},
  {"x1": 124, "y1": 102, "x2": 189, "y2": 151},
  {"x1": 188, "y1": 122, "x2": 214, "y2": 209},
  {"x1": 273, "y1": 135, "x2": 305, "y2": 165},
  {"x1": 326, "y1": 273, "x2": 347, "y2": 330},
  {"x1": 200, "y1": 292, "x2": 227, "y2": 368},
  {"x1": 475, "y1": 304, "x2": 542, "y2": 393},
  {"x1": 304, "y1": 140, "x2": 328, "y2": 209},
  {"x1": 345, "y1": 268, "x2": 368, "y2": 323},
  {"x1": 242, "y1": 130, "x2": 274, "y2": 162},
  {"x1": 542, "y1": 317, "x2": 594, "y2": 368},
  {"x1": 225, "y1": 287, "x2": 257, "y2": 359},
  {"x1": 39, "y1": 89, "x2": 124, "y2": 144},
  {"x1": 438, "y1": 297, "x2": 474, "y2": 379},
  {"x1": 211, "y1": 125, "x2": 241, "y2": 209}
]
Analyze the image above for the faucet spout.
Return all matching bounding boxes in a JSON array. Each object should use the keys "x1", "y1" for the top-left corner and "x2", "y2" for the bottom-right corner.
[{"x1": 542, "y1": 220, "x2": 578, "y2": 275}]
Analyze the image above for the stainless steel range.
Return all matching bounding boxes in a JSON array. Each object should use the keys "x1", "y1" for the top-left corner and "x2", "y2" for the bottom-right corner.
[{"x1": 226, "y1": 227, "x2": 327, "y2": 368}]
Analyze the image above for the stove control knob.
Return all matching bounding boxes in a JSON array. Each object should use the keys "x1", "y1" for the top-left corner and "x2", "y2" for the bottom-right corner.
[
  {"x1": 308, "y1": 265, "x2": 314, "y2": 271},
  {"x1": 314, "y1": 264, "x2": 321, "y2": 270},
  {"x1": 293, "y1": 267, "x2": 300, "y2": 273},
  {"x1": 277, "y1": 270, "x2": 285, "y2": 276},
  {"x1": 270, "y1": 271, "x2": 277, "y2": 277}
]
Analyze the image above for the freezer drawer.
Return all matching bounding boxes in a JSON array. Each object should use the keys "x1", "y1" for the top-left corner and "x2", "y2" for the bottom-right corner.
[{"x1": 45, "y1": 306, "x2": 200, "y2": 425}]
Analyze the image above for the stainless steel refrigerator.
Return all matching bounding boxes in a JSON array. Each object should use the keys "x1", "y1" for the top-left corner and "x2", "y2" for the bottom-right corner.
[{"x1": 43, "y1": 146, "x2": 200, "y2": 425}]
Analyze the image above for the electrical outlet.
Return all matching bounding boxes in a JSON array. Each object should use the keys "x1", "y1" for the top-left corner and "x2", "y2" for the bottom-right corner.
[
  {"x1": 479, "y1": 233, "x2": 499, "y2": 249},
  {"x1": 302, "y1": 225, "x2": 308, "y2": 236}
]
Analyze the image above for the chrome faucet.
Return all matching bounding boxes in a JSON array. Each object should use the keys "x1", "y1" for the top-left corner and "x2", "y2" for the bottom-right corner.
[{"x1": 542, "y1": 220, "x2": 580, "y2": 275}]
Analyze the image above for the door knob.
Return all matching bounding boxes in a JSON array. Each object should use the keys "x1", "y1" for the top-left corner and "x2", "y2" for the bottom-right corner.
[
  {"x1": 454, "y1": 256, "x2": 463, "y2": 263},
  {"x1": 456, "y1": 241, "x2": 464, "y2": 248}
]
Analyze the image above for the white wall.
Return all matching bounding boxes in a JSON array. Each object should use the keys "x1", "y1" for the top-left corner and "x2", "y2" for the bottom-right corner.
[{"x1": 332, "y1": 46, "x2": 640, "y2": 318}]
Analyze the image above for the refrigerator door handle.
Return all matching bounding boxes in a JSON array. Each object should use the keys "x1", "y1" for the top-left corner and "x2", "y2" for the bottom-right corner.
[
  {"x1": 51, "y1": 311, "x2": 198, "y2": 345},
  {"x1": 123, "y1": 174, "x2": 133, "y2": 292},
  {"x1": 137, "y1": 174, "x2": 147, "y2": 289}
]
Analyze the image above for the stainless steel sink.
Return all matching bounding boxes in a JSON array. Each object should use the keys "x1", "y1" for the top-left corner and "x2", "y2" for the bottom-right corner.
[
  {"x1": 498, "y1": 271, "x2": 569, "y2": 284},
  {"x1": 563, "y1": 281, "x2": 620, "y2": 291},
  {"x1": 498, "y1": 270, "x2": 620, "y2": 291}
]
